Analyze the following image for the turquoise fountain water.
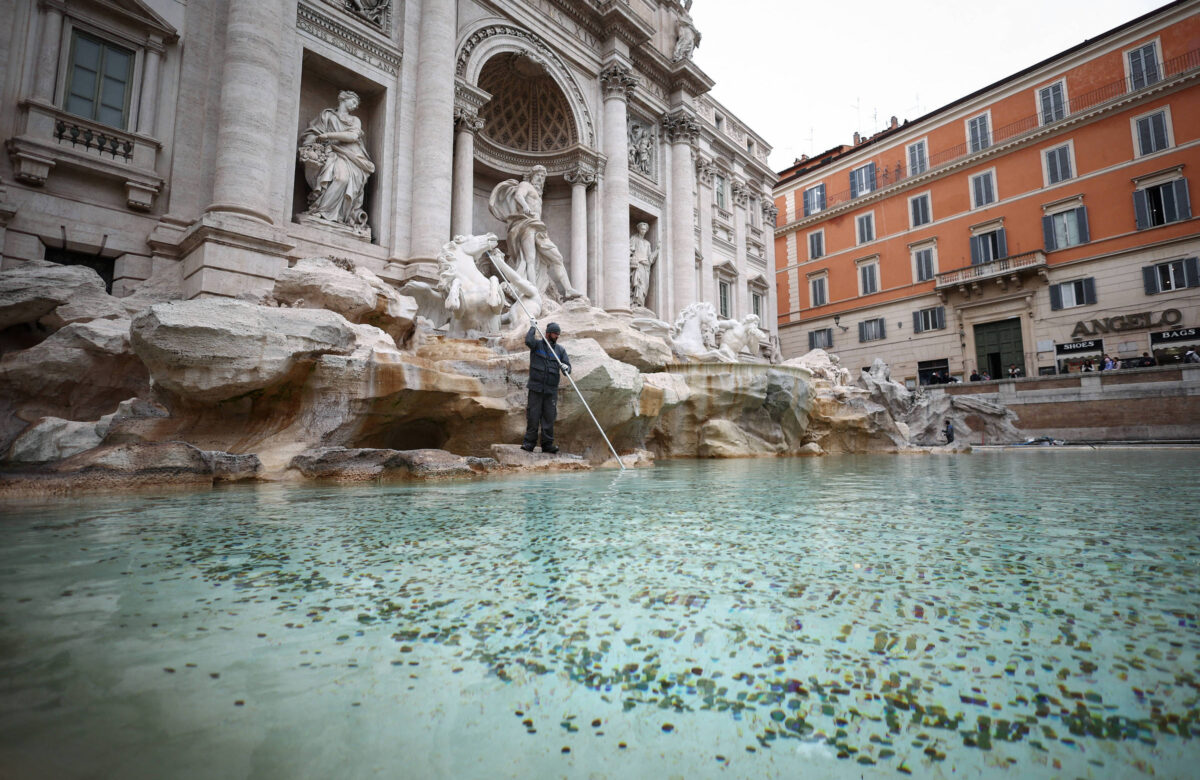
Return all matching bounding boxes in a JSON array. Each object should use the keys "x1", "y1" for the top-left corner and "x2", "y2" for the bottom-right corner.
[{"x1": 1, "y1": 451, "x2": 1198, "y2": 779}]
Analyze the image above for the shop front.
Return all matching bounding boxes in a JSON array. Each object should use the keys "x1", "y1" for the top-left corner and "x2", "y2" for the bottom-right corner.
[
  {"x1": 1055, "y1": 339, "x2": 1103, "y2": 373},
  {"x1": 1150, "y1": 326, "x2": 1199, "y2": 364}
]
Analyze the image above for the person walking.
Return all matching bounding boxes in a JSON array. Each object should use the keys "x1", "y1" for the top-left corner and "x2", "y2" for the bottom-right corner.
[
  {"x1": 942, "y1": 419, "x2": 955, "y2": 445},
  {"x1": 523, "y1": 321, "x2": 571, "y2": 454}
]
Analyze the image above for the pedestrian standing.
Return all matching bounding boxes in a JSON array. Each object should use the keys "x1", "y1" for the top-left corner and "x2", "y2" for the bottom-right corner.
[{"x1": 522, "y1": 321, "x2": 571, "y2": 454}]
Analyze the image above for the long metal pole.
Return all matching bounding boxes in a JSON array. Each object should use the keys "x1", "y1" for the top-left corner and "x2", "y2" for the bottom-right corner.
[{"x1": 487, "y1": 250, "x2": 626, "y2": 470}]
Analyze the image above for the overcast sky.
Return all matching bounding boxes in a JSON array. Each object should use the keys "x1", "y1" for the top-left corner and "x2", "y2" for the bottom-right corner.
[{"x1": 688, "y1": 0, "x2": 1169, "y2": 172}]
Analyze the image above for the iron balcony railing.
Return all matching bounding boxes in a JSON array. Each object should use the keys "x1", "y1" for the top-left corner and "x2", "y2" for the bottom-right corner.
[
  {"x1": 806, "y1": 47, "x2": 1200, "y2": 214},
  {"x1": 935, "y1": 251, "x2": 1046, "y2": 288}
]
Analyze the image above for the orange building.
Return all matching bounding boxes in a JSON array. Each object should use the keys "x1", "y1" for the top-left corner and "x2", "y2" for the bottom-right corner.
[{"x1": 772, "y1": 0, "x2": 1200, "y2": 385}]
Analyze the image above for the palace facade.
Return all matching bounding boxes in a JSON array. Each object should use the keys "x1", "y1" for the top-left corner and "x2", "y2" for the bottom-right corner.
[
  {"x1": 0, "y1": 0, "x2": 776, "y2": 340},
  {"x1": 773, "y1": 0, "x2": 1199, "y2": 383}
]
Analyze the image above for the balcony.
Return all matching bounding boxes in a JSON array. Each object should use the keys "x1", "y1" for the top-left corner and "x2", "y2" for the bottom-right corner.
[
  {"x1": 7, "y1": 100, "x2": 163, "y2": 210},
  {"x1": 936, "y1": 251, "x2": 1046, "y2": 297}
]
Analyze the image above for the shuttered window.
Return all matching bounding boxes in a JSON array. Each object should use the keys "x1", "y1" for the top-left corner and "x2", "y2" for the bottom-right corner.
[
  {"x1": 970, "y1": 171, "x2": 996, "y2": 208},
  {"x1": 858, "y1": 318, "x2": 885, "y2": 343},
  {"x1": 809, "y1": 276, "x2": 827, "y2": 307},
  {"x1": 912, "y1": 306, "x2": 946, "y2": 333},
  {"x1": 968, "y1": 114, "x2": 991, "y2": 152},
  {"x1": 802, "y1": 184, "x2": 826, "y2": 216},
  {"x1": 907, "y1": 140, "x2": 928, "y2": 176},
  {"x1": 1039, "y1": 82, "x2": 1067, "y2": 124},
  {"x1": 808, "y1": 231, "x2": 824, "y2": 260},
  {"x1": 1135, "y1": 111, "x2": 1170, "y2": 156},
  {"x1": 856, "y1": 213, "x2": 875, "y2": 244},
  {"x1": 970, "y1": 229, "x2": 1007, "y2": 265},
  {"x1": 914, "y1": 248, "x2": 935, "y2": 282},
  {"x1": 849, "y1": 163, "x2": 876, "y2": 199},
  {"x1": 1049, "y1": 278, "x2": 1097, "y2": 310},
  {"x1": 1133, "y1": 179, "x2": 1192, "y2": 230},
  {"x1": 1045, "y1": 145, "x2": 1073, "y2": 184},
  {"x1": 1128, "y1": 42, "x2": 1161, "y2": 90},
  {"x1": 1142, "y1": 258, "x2": 1200, "y2": 294},
  {"x1": 808, "y1": 328, "x2": 833, "y2": 350},
  {"x1": 910, "y1": 193, "x2": 931, "y2": 227},
  {"x1": 1042, "y1": 207, "x2": 1089, "y2": 251},
  {"x1": 859, "y1": 262, "x2": 879, "y2": 295}
]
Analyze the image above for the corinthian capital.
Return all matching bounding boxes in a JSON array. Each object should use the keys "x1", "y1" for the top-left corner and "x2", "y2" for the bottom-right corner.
[
  {"x1": 453, "y1": 106, "x2": 485, "y2": 134},
  {"x1": 662, "y1": 109, "x2": 700, "y2": 144},
  {"x1": 731, "y1": 180, "x2": 752, "y2": 208},
  {"x1": 762, "y1": 202, "x2": 780, "y2": 226},
  {"x1": 695, "y1": 157, "x2": 716, "y2": 186},
  {"x1": 599, "y1": 63, "x2": 638, "y2": 101},
  {"x1": 564, "y1": 163, "x2": 597, "y2": 187}
]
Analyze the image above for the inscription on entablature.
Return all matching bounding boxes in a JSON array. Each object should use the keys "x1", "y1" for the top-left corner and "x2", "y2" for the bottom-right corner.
[{"x1": 298, "y1": 3, "x2": 402, "y2": 74}]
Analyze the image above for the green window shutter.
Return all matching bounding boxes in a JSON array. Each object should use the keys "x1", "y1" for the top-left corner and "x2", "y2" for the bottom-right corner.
[
  {"x1": 1076, "y1": 207, "x2": 1090, "y2": 244},
  {"x1": 1133, "y1": 189, "x2": 1150, "y2": 230},
  {"x1": 1082, "y1": 277, "x2": 1097, "y2": 305},
  {"x1": 912, "y1": 311, "x2": 923, "y2": 333},
  {"x1": 1049, "y1": 284, "x2": 1063, "y2": 310},
  {"x1": 1042, "y1": 215, "x2": 1057, "y2": 251},
  {"x1": 1142, "y1": 265, "x2": 1159, "y2": 295}
]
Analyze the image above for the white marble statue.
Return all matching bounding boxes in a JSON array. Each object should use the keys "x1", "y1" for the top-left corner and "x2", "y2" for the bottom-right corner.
[
  {"x1": 672, "y1": 5, "x2": 700, "y2": 62},
  {"x1": 671, "y1": 301, "x2": 724, "y2": 360},
  {"x1": 298, "y1": 90, "x2": 375, "y2": 237},
  {"x1": 716, "y1": 314, "x2": 767, "y2": 361},
  {"x1": 629, "y1": 222, "x2": 659, "y2": 309},
  {"x1": 488, "y1": 165, "x2": 582, "y2": 301}
]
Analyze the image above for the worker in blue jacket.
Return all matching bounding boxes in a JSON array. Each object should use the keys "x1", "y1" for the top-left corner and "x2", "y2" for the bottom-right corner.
[{"x1": 523, "y1": 321, "x2": 571, "y2": 453}]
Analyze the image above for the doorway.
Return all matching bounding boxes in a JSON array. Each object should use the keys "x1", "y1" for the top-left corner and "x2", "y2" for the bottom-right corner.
[{"x1": 973, "y1": 318, "x2": 1023, "y2": 379}]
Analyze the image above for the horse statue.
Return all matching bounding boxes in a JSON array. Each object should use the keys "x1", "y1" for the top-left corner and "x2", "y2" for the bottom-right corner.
[{"x1": 671, "y1": 302, "x2": 725, "y2": 361}]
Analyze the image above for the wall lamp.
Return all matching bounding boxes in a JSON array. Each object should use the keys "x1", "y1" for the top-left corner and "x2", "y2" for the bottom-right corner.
[{"x1": 832, "y1": 314, "x2": 849, "y2": 332}]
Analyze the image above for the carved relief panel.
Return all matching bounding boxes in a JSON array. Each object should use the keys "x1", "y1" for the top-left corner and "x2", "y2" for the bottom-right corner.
[{"x1": 628, "y1": 116, "x2": 658, "y2": 182}]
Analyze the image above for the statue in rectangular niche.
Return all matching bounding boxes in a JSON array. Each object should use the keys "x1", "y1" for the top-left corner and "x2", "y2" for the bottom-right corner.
[{"x1": 297, "y1": 90, "x2": 374, "y2": 239}]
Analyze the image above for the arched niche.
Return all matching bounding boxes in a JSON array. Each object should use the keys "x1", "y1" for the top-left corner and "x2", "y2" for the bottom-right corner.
[{"x1": 455, "y1": 22, "x2": 598, "y2": 178}]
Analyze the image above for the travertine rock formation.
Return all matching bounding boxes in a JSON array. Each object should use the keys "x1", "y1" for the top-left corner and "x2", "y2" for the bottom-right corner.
[{"x1": 0, "y1": 261, "x2": 1019, "y2": 493}]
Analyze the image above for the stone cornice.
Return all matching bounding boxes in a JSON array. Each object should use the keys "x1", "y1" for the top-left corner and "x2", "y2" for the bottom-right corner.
[
  {"x1": 297, "y1": 3, "x2": 402, "y2": 74},
  {"x1": 453, "y1": 79, "x2": 492, "y2": 113},
  {"x1": 596, "y1": 1, "x2": 654, "y2": 47},
  {"x1": 475, "y1": 137, "x2": 606, "y2": 181}
]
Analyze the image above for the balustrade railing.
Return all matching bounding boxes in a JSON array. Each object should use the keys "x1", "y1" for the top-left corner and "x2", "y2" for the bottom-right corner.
[
  {"x1": 53, "y1": 118, "x2": 135, "y2": 161},
  {"x1": 935, "y1": 251, "x2": 1045, "y2": 287}
]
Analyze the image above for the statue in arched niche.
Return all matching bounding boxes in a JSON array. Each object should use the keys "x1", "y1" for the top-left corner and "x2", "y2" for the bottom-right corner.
[
  {"x1": 488, "y1": 165, "x2": 583, "y2": 301},
  {"x1": 298, "y1": 90, "x2": 375, "y2": 238}
]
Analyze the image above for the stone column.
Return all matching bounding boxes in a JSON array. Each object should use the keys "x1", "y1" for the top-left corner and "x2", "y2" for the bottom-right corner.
[
  {"x1": 762, "y1": 201, "x2": 780, "y2": 345},
  {"x1": 599, "y1": 63, "x2": 637, "y2": 313},
  {"x1": 695, "y1": 157, "x2": 716, "y2": 305},
  {"x1": 663, "y1": 111, "x2": 699, "y2": 317},
  {"x1": 450, "y1": 107, "x2": 484, "y2": 238},
  {"x1": 32, "y1": 3, "x2": 65, "y2": 103},
  {"x1": 731, "y1": 179, "x2": 751, "y2": 319},
  {"x1": 206, "y1": 0, "x2": 285, "y2": 223},
  {"x1": 408, "y1": 0, "x2": 458, "y2": 261},
  {"x1": 565, "y1": 163, "x2": 596, "y2": 298},
  {"x1": 136, "y1": 39, "x2": 164, "y2": 136}
]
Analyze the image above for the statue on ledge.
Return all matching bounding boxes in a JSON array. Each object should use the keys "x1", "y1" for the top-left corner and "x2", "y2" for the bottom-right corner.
[
  {"x1": 297, "y1": 90, "x2": 374, "y2": 238},
  {"x1": 488, "y1": 165, "x2": 583, "y2": 301},
  {"x1": 672, "y1": 1, "x2": 700, "y2": 62}
]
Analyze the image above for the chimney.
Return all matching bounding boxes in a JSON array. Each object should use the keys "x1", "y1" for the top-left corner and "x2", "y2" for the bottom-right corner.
[
  {"x1": 853, "y1": 131, "x2": 861, "y2": 145},
  {"x1": 890, "y1": 115, "x2": 898, "y2": 129}
]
